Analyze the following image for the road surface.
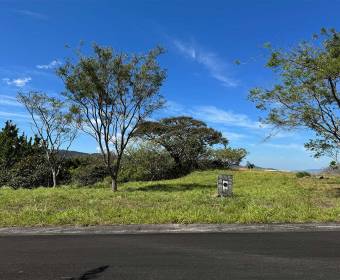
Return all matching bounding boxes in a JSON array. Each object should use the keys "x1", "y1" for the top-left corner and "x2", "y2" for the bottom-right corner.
[{"x1": 1, "y1": 232, "x2": 340, "y2": 279}]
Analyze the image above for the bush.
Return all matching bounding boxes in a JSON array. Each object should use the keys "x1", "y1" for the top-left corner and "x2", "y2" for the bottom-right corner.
[
  {"x1": 70, "y1": 143, "x2": 178, "y2": 185},
  {"x1": 71, "y1": 156, "x2": 109, "y2": 186},
  {"x1": 57, "y1": 156, "x2": 84, "y2": 185},
  {"x1": 246, "y1": 161, "x2": 255, "y2": 169},
  {"x1": 0, "y1": 168, "x2": 11, "y2": 187},
  {"x1": 296, "y1": 171, "x2": 311, "y2": 178},
  {"x1": 119, "y1": 143, "x2": 176, "y2": 182},
  {"x1": 7, "y1": 154, "x2": 52, "y2": 189}
]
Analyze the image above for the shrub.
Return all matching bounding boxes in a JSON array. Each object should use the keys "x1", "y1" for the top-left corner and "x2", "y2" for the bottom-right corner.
[
  {"x1": 71, "y1": 156, "x2": 109, "y2": 186},
  {"x1": 296, "y1": 171, "x2": 311, "y2": 178},
  {"x1": 246, "y1": 161, "x2": 255, "y2": 169},
  {"x1": 119, "y1": 143, "x2": 176, "y2": 182},
  {"x1": 7, "y1": 154, "x2": 52, "y2": 189}
]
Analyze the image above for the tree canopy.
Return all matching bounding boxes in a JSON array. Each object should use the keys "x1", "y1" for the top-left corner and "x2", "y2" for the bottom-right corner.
[
  {"x1": 136, "y1": 116, "x2": 228, "y2": 173},
  {"x1": 58, "y1": 44, "x2": 166, "y2": 191},
  {"x1": 0, "y1": 121, "x2": 34, "y2": 169},
  {"x1": 249, "y1": 28, "x2": 340, "y2": 158}
]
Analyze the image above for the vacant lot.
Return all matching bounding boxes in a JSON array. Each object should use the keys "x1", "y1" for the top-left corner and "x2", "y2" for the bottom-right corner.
[{"x1": 1, "y1": 170, "x2": 340, "y2": 226}]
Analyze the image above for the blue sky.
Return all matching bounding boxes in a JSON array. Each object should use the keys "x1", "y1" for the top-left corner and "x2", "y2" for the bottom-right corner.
[{"x1": 0, "y1": 0, "x2": 339, "y2": 170}]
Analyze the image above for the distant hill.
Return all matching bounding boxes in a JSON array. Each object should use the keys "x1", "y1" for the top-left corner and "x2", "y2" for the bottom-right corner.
[
  {"x1": 303, "y1": 168, "x2": 323, "y2": 174},
  {"x1": 59, "y1": 150, "x2": 94, "y2": 158}
]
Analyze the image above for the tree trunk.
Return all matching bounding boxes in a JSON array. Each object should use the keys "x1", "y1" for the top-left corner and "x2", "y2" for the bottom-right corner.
[
  {"x1": 111, "y1": 177, "x2": 118, "y2": 192},
  {"x1": 52, "y1": 170, "x2": 57, "y2": 188}
]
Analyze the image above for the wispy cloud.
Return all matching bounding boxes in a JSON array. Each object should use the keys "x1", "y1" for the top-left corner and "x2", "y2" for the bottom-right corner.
[
  {"x1": 0, "y1": 111, "x2": 29, "y2": 119},
  {"x1": 191, "y1": 105, "x2": 263, "y2": 129},
  {"x1": 163, "y1": 101, "x2": 264, "y2": 130},
  {"x1": 163, "y1": 100, "x2": 186, "y2": 115},
  {"x1": 15, "y1": 9, "x2": 48, "y2": 20},
  {"x1": 2, "y1": 77, "x2": 31, "y2": 87},
  {"x1": 0, "y1": 95, "x2": 22, "y2": 107},
  {"x1": 172, "y1": 39, "x2": 237, "y2": 87},
  {"x1": 221, "y1": 131, "x2": 246, "y2": 141},
  {"x1": 36, "y1": 60, "x2": 62, "y2": 70}
]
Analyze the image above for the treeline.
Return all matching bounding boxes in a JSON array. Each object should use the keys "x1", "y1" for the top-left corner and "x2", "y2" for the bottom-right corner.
[{"x1": 0, "y1": 119, "x2": 247, "y2": 189}]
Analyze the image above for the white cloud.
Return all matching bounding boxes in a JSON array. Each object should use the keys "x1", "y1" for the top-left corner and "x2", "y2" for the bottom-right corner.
[
  {"x1": 15, "y1": 10, "x2": 48, "y2": 20},
  {"x1": 36, "y1": 60, "x2": 61, "y2": 70},
  {"x1": 0, "y1": 95, "x2": 21, "y2": 107},
  {"x1": 163, "y1": 100, "x2": 186, "y2": 115},
  {"x1": 161, "y1": 102, "x2": 265, "y2": 131},
  {"x1": 0, "y1": 111, "x2": 29, "y2": 119},
  {"x1": 2, "y1": 77, "x2": 31, "y2": 87},
  {"x1": 173, "y1": 39, "x2": 237, "y2": 87},
  {"x1": 222, "y1": 131, "x2": 246, "y2": 141},
  {"x1": 173, "y1": 40, "x2": 197, "y2": 59},
  {"x1": 191, "y1": 105, "x2": 263, "y2": 129}
]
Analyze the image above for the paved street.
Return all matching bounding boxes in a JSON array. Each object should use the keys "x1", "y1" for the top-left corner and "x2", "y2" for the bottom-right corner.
[{"x1": 1, "y1": 232, "x2": 340, "y2": 279}]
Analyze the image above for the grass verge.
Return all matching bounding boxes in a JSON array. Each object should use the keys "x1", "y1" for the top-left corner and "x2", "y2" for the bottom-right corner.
[{"x1": 1, "y1": 169, "x2": 340, "y2": 226}]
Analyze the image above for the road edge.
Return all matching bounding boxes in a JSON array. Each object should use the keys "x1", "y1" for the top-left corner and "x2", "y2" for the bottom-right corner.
[{"x1": 1, "y1": 223, "x2": 340, "y2": 235}]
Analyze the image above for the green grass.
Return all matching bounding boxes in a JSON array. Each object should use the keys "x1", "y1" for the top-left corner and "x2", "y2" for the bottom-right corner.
[{"x1": 1, "y1": 169, "x2": 340, "y2": 226}]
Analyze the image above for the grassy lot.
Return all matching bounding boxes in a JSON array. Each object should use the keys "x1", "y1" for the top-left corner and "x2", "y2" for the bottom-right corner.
[{"x1": 1, "y1": 169, "x2": 340, "y2": 226}]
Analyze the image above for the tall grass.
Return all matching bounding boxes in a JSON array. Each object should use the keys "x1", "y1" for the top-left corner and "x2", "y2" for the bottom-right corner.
[{"x1": 1, "y1": 170, "x2": 340, "y2": 226}]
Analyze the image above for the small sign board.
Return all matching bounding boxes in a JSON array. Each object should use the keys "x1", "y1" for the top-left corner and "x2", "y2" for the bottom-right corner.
[{"x1": 217, "y1": 175, "x2": 233, "y2": 197}]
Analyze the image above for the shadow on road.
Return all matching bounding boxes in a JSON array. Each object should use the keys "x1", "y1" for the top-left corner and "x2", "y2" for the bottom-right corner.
[{"x1": 70, "y1": 265, "x2": 109, "y2": 280}]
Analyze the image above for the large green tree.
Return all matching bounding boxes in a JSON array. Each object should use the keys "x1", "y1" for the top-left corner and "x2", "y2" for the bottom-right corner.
[
  {"x1": 0, "y1": 121, "x2": 47, "y2": 187},
  {"x1": 58, "y1": 44, "x2": 166, "y2": 191},
  {"x1": 249, "y1": 28, "x2": 340, "y2": 158},
  {"x1": 136, "y1": 116, "x2": 228, "y2": 173},
  {"x1": 0, "y1": 121, "x2": 28, "y2": 169}
]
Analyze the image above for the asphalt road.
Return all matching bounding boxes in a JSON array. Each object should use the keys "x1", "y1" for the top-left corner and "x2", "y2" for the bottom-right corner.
[{"x1": 1, "y1": 232, "x2": 340, "y2": 280}]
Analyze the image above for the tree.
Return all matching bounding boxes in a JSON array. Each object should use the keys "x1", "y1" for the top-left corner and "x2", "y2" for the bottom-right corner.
[
  {"x1": 304, "y1": 138, "x2": 339, "y2": 162},
  {"x1": 329, "y1": 160, "x2": 338, "y2": 170},
  {"x1": 0, "y1": 120, "x2": 26, "y2": 169},
  {"x1": 0, "y1": 121, "x2": 48, "y2": 188},
  {"x1": 58, "y1": 44, "x2": 166, "y2": 191},
  {"x1": 0, "y1": 121, "x2": 44, "y2": 169},
  {"x1": 212, "y1": 148, "x2": 248, "y2": 168},
  {"x1": 249, "y1": 28, "x2": 340, "y2": 157},
  {"x1": 17, "y1": 92, "x2": 77, "y2": 187},
  {"x1": 246, "y1": 161, "x2": 255, "y2": 169},
  {"x1": 136, "y1": 116, "x2": 228, "y2": 173}
]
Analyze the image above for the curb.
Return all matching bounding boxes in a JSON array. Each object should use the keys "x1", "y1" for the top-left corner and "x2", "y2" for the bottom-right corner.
[{"x1": 1, "y1": 223, "x2": 340, "y2": 235}]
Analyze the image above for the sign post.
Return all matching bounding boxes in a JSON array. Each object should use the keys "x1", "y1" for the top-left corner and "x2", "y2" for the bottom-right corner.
[{"x1": 217, "y1": 175, "x2": 233, "y2": 197}]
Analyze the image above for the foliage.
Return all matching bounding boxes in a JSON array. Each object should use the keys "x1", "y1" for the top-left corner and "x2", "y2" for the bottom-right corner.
[
  {"x1": 305, "y1": 138, "x2": 339, "y2": 160},
  {"x1": 246, "y1": 161, "x2": 255, "y2": 169},
  {"x1": 3, "y1": 169, "x2": 340, "y2": 226},
  {"x1": 119, "y1": 143, "x2": 176, "y2": 182},
  {"x1": 0, "y1": 121, "x2": 38, "y2": 170},
  {"x1": 72, "y1": 157, "x2": 109, "y2": 186},
  {"x1": 7, "y1": 153, "x2": 52, "y2": 189},
  {"x1": 326, "y1": 160, "x2": 340, "y2": 174},
  {"x1": 0, "y1": 120, "x2": 23, "y2": 169},
  {"x1": 58, "y1": 44, "x2": 166, "y2": 191},
  {"x1": 0, "y1": 121, "x2": 49, "y2": 188},
  {"x1": 329, "y1": 160, "x2": 338, "y2": 170},
  {"x1": 208, "y1": 147, "x2": 248, "y2": 168},
  {"x1": 296, "y1": 171, "x2": 311, "y2": 178},
  {"x1": 136, "y1": 116, "x2": 228, "y2": 174},
  {"x1": 17, "y1": 92, "x2": 77, "y2": 187},
  {"x1": 249, "y1": 28, "x2": 340, "y2": 157}
]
